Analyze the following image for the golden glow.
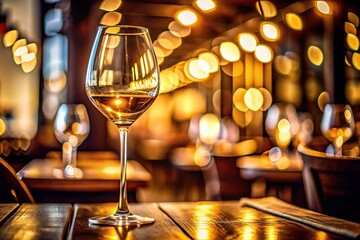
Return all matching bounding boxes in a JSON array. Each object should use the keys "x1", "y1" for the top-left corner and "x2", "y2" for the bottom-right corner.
[
  {"x1": 285, "y1": 13, "x2": 303, "y2": 31},
  {"x1": 317, "y1": 91, "x2": 330, "y2": 111},
  {"x1": 158, "y1": 31, "x2": 182, "y2": 50},
  {"x1": 244, "y1": 88, "x2": 264, "y2": 111},
  {"x1": 344, "y1": 109, "x2": 353, "y2": 122},
  {"x1": 259, "y1": 88, "x2": 273, "y2": 111},
  {"x1": 100, "y1": 12, "x2": 122, "y2": 26},
  {"x1": 168, "y1": 21, "x2": 191, "y2": 37},
  {"x1": 219, "y1": 41, "x2": 240, "y2": 62},
  {"x1": 260, "y1": 22, "x2": 280, "y2": 42},
  {"x1": 199, "y1": 113, "x2": 221, "y2": 145},
  {"x1": 173, "y1": 88, "x2": 206, "y2": 121},
  {"x1": 198, "y1": 52, "x2": 219, "y2": 73},
  {"x1": 254, "y1": 44, "x2": 273, "y2": 63},
  {"x1": 353, "y1": 52, "x2": 360, "y2": 70},
  {"x1": 307, "y1": 45, "x2": 323, "y2": 66},
  {"x1": 194, "y1": 146, "x2": 211, "y2": 167},
  {"x1": 106, "y1": 35, "x2": 120, "y2": 48},
  {"x1": 0, "y1": 119, "x2": 6, "y2": 136},
  {"x1": 104, "y1": 26, "x2": 120, "y2": 34},
  {"x1": 21, "y1": 57, "x2": 37, "y2": 73},
  {"x1": 314, "y1": 1, "x2": 331, "y2": 15},
  {"x1": 255, "y1": 1, "x2": 277, "y2": 18},
  {"x1": 274, "y1": 55, "x2": 292, "y2": 75},
  {"x1": 345, "y1": 22, "x2": 357, "y2": 35},
  {"x1": 233, "y1": 108, "x2": 253, "y2": 127},
  {"x1": 348, "y1": 12, "x2": 359, "y2": 27},
  {"x1": 99, "y1": 0, "x2": 122, "y2": 11},
  {"x1": 3, "y1": 30, "x2": 19, "y2": 47},
  {"x1": 12, "y1": 39, "x2": 27, "y2": 55},
  {"x1": 238, "y1": 33, "x2": 258, "y2": 52},
  {"x1": 278, "y1": 119, "x2": 291, "y2": 133},
  {"x1": 346, "y1": 33, "x2": 359, "y2": 51},
  {"x1": 176, "y1": 8, "x2": 198, "y2": 26},
  {"x1": 233, "y1": 88, "x2": 248, "y2": 112},
  {"x1": 14, "y1": 45, "x2": 28, "y2": 57},
  {"x1": 26, "y1": 43, "x2": 38, "y2": 54},
  {"x1": 188, "y1": 58, "x2": 209, "y2": 81},
  {"x1": 21, "y1": 52, "x2": 36, "y2": 62},
  {"x1": 195, "y1": 0, "x2": 216, "y2": 12}
]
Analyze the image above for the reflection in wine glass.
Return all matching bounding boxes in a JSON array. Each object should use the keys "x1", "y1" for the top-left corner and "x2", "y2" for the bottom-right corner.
[
  {"x1": 85, "y1": 25, "x2": 159, "y2": 226},
  {"x1": 320, "y1": 104, "x2": 355, "y2": 156},
  {"x1": 54, "y1": 104, "x2": 90, "y2": 177},
  {"x1": 265, "y1": 103, "x2": 299, "y2": 162}
]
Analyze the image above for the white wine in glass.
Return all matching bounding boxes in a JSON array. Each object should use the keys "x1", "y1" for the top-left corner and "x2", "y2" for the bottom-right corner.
[
  {"x1": 321, "y1": 104, "x2": 355, "y2": 156},
  {"x1": 85, "y1": 25, "x2": 159, "y2": 226}
]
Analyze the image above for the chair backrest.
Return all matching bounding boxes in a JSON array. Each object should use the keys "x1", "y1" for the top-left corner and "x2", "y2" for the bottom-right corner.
[
  {"x1": 298, "y1": 143, "x2": 360, "y2": 222},
  {"x1": 212, "y1": 155, "x2": 252, "y2": 200},
  {"x1": 0, "y1": 157, "x2": 35, "y2": 203}
]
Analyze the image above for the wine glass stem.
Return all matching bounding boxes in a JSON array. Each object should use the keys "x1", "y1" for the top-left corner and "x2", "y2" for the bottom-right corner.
[
  {"x1": 71, "y1": 146, "x2": 78, "y2": 167},
  {"x1": 116, "y1": 128, "x2": 130, "y2": 215}
]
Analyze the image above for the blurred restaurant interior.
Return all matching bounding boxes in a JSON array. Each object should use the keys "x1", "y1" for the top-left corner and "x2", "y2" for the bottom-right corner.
[{"x1": 1, "y1": 0, "x2": 360, "y2": 217}]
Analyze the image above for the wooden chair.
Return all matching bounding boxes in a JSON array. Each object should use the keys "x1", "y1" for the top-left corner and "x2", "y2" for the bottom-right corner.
[
  {"x1": 0, "y1": 157, "x2": 34, "y2": 203},
  {"x1": 212, "y1": 155, "x2": 252, "y2": 200},
  {"x1": 298, "y1": 143, "x2": 360, "y2": 222}
]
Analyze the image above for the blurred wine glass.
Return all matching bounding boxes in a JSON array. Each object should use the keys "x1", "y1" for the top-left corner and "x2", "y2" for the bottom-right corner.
[
  {"x1": 54, "y1": 103, "x2": 90, "y2": 177},
  {"x1": 320, "y1": 104, "x2": 355, "y2": 156},
  {"x1": 265, "y1": 103, "x2": 299, "y2": 162}
]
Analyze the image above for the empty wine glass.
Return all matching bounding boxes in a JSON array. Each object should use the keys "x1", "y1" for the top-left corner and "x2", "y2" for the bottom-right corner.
[
  {"x1": 54, "y1": 103, "x2": 90, "y2": 177},
  {"x1": 265, "y1": 103, "x2": 299, "y2": 162},
  {"x1": 320, "y1": 104, "x2": 355, "y2": 156},
  {"x1": 85, "y1": 25, "x2": 159, "y2": 226}
]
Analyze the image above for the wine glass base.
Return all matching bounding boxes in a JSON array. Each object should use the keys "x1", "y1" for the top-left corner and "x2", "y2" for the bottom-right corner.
[{"x1": 89, "y1": 213, "x2": 155, "y2": 226}]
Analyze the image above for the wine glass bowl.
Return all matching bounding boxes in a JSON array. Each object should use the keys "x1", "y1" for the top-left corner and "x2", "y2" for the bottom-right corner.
[
  {"x1": 54, "y1": 103, "x2": 90, "y2": 177},
  {"x1": 265, "y1": 103, "x2": 299, "y2": 160},
  {"x1": 85, "y1": 25, "x2": 159, "y2": 226},
  {"x1": 320, "y1": 104, "x2": 355, "y2": 156}
]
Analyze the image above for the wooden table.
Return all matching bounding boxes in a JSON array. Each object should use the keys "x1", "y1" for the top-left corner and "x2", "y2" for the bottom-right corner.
[
  {"x1": 0, "y1": 201, "x2": 354, "y2": 240},
  {"x1": 17, "y1": 158, "x2": 152, "y2": 203},
  {"x1": 237, "y1": 153, "x2": 306, "y2": 206}
]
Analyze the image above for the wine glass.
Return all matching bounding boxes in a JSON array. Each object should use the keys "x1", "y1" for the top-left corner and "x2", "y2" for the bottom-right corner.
[
  {"x1": 265, "y1": 103, "x2": 299, "y2": 162},
  {"x1": 54, "y1": 104, "x2": 90, "y2": 177},
  {"x1": 85, "y1": 25, "x2": 159, "y2": 226},
  {"x1": 320, "y1": 104, "x2": 355, "y2": 156}
]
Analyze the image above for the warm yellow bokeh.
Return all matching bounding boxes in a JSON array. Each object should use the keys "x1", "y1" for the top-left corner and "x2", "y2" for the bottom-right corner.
[
  {"x1": 260, "y1": 22, "x2": 280, "y2": 42},
  {"x1": 176, "y1": 8, "x2": 198, "y2": 26},
  {"x1": 195, "y1": 0, "x2": 216, "y2": 12},
  {"x1": 100, "y1": 12, "x2": 122, "y2": 26},
  {"x1": 307, "y1": 45, "x2": 323, "y2": 66},
  {"x1": 244, "y1": 88, "x2": 264, "y2": 111},
  {"x1": 314, "y1": 1, "x2": 332, "y2": 15},
  {"x1": 3, "y1": 30, "x2": 19, "y2": 47},
  {"x1": 198, "y1": 52, "x2": 220, "y2": 73},
  {"x1": 346, "y1": 33, "x2": 359, "y2": 51},
  {"x1": 348, "y1": 12, "x2": 359, "y2": 27},
  {"x1": 255, "y1": 1, "x2": 277, "y2": 18},
  {"x1": 238, "y1": 33, "x2": 258, "y2": 52},
  {"x1": 220, "y1": 42, "x2": 240, "y2": 62},
  {"x1": 285, "y1": 13, "x2": 303, "y2": 31},
  {"x1": 255, "y1": 44, "x2": 273, "y2": 63},
  {"x1": 99, "y1": 0, "x2": 122, "y2": 11}
]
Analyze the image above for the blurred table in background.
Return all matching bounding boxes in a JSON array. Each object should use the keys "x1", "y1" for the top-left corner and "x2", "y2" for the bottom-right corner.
[
  {"x1": 17, "y1": 156, "x2": 151, "y2": 203},
  {"x1": 237, "y1": 152, "x2": 306, "y2": 207}
]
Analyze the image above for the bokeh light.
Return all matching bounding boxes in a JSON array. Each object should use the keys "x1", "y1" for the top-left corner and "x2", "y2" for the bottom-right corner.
[
  {"x1": 307, "y1": 45, "x2": 323, "y2": 66},
  {"x1": 176, "y1": 8, "x2": 198, "y2": 26},
  {"x1": 238, "y1": 33, "x2": 258, "y2": 52},
  {"x1": 219, "y1": 41, "x2": 241, "y2": 62}
]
